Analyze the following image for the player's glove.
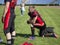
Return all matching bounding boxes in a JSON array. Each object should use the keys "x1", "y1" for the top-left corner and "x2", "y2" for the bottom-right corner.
[{"x1": 27, "y1": 20, "x2": 30, "y2": 24}]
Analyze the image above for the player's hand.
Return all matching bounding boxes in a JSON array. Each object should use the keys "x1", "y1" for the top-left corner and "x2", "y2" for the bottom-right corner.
[
  {"x1": 27, "y1": 20, "x2": 30, "y2": 24},
  {"x1": 2, "y1": 15, "x2": 5, "y2": 23}
]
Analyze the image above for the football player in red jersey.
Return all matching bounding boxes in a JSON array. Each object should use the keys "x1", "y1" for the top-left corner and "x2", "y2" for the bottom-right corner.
[
  {"x1": 2, "y1": 0, "x2": 17, "y2": 45},
  {"x1": 27, "y1": 6, "x2": 46, "y2": 39},
  {"x1": 27, "y1": 6, "x2": 58, "y2": 39}
]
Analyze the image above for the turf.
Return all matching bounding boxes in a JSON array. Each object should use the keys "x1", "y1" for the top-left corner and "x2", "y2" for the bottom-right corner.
[{"x1": 0, "y1": 6, "x2": 60, "y2": 45}]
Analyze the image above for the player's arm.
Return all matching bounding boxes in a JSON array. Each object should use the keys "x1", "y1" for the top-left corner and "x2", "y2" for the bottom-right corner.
[
  {"x1": 33, "y1": 15, "x2": 44, "y2": 26},
  {"x1": 3, "y1": 2, "x2": 10, "y2": 18},
  {"x1": 2, "y1": 1, "x2": 10, "y2": 22},
  {"x1": 32, "y1": 16, "x2": 38, "y2": 24},
  {"x1": 33, "y1": 16, "x2": 44, "y2": 26}
]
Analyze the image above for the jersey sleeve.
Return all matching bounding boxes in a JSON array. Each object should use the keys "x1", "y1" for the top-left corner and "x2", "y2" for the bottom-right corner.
[{"x1": 33, "y1": 11, "x2": 37, "y2": 17}]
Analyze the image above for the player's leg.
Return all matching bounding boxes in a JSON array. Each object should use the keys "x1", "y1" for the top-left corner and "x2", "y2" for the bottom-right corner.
[
  {"x1": 21, "y1": 9, "x2": 23, "y2": 15},
  {"x1": 43, "y1": 27, "x2": 58, "y2": 38},
  {"x1": 28, "y1": 24, "x2": 35, "y2": 40},
  {"x1": 21, "y1": 10, "x2": 24, "y2": 15},
  {"x1": 31, "y1": 26, "x2": 35, "y2": 37},
  {"x1": 10, "y1": 16, "x2": 16, "y2": 45},
  {"x1": 47, "y1": 33, "x2": 58, "y2": 38},
  {"x1": 39, "y1": 24, "x2": 46, "y2": 37},
  {"x1": 4, "y1": 17, "x2": 12, "y2": 45},
  {"x1": 39, "y1": 29, "x2": 44, "y2": 37},
  {"x1": 6, "y1": 33, "x2": 11, "y2": 45},
  {"x1": 52, "y1": 33, "x2": 58, "y2": 38},
  {"x1": 4, "y1": 28, "x2": 11, "y2": 45}
]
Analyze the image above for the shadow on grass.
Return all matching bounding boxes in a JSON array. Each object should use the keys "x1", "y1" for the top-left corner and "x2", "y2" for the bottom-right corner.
[
  {"x1": 16, "y1": 27, "x2": 54, "y2": 38},
  {"x1": 0, "y1": 42, "x2": 6, "y2": 45},
  {"x1": 16, "y1": 33, "x2": 38, "y2": 38}
]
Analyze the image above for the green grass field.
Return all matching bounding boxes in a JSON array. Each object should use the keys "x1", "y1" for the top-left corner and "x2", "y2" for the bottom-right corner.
[{"x1": 0, "y1": 6, "x2": 60, "y2": 45}]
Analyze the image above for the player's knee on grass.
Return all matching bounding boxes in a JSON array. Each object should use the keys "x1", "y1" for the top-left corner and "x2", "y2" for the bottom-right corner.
[{"x1": 39, "y1": 24, "x2": 46, "y2": 37}]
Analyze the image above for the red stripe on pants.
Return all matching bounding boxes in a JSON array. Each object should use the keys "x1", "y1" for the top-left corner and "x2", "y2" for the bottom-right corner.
[{"x1": 4, "y1": 8, "x2": 10, "y2": 30}]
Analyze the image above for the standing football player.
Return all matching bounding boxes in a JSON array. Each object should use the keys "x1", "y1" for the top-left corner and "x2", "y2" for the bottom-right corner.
[{"x1": 2, "y1": 0, "x2": 17, "y2": 45}]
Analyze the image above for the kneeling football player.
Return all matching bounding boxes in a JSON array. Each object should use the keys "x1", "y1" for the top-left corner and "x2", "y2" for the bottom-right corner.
[
  {"x1": 27, "y1": 6, "x2": 46, "y2": 39},
  {"x1": 27, "y1": 6, "x2": 58, "y2": 39}
]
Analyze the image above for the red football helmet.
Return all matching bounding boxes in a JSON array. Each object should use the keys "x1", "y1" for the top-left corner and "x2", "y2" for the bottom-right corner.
[{"x1": 21, "y1": 42, "x2": 33, "y2": 45}]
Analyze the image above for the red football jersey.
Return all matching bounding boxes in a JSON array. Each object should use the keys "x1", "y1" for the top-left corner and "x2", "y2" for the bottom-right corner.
[{"x1": 28, "y1": 10, "x2": 44, "y2": 24}]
